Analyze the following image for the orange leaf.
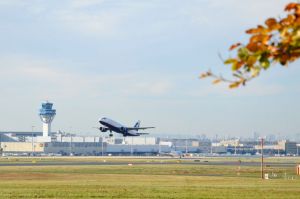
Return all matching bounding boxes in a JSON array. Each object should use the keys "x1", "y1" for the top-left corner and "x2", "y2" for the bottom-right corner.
[
  {"x1": 265, "y1": 18, "x2": 279, "y2": 29},
  {"x1": 246, "y1": 28, "x2": 258, "y2": 34},
  {"x1": 295, "y1": 17, "x2": 300, "y2": 26},
  {"x1": 285, "y1": 3, "x2": 298, "y2": 11},
  {"x1": 279, "y1": 54, "x2": 289, "y2": 65},
  {"x1": 212, "y1": 79, "x2": 221, "y2": 84},
  {"x1": 229, "y1": 43, "x2": 241, "y2": 51},
  {"x1": 246, "y1": 25, "x2": 267, "y2": 35},
  {"x1": 232, "y1": 61, "x2": 243, "y2": 71},
  {"x1": 246, "y1": 42, "x2": 259, "y2": 52},
  {"x1": 229, "y1": 82, "x2": 241, "y2": 89},
  {"x1": 249, "y1": 34, "x2": 271, "y2": 45},
  {"x1": 200, "y1": 71, "x2": 212, "y2": 79},
  {"x1": 199, "y1": 73, "x2": 207, "y2": 79},
  {"x1": 280, "y1": 14, "x2": 296, "y2": 26}
]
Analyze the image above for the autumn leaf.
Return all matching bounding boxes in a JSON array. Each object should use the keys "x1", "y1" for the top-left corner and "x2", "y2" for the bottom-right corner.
[
  {"x1": 246, "y1": 25, "x2": 266, "y2": 34},
  {"x1": 229, "y1": 43, "x2": 241, "y2": 51},
  {"x1": 265, "y1": 18, "x2": 279, "y2": 30},
  {"x1": 201, "y1": 2, "x2": 300, "y2": 89},
  {"x1": 212, "y1": 79, "x2": 221, "y2": 84},
  {"x1": 199, "y1": 71, "x2": 212, "y2": 79},
  {"x1": 246, "y1": 56, "x2": 257, "y2": 66},
  {"x1": 229, "y1": 82, "x2": 241, "y2": 89},
  {"x1": 285, "y1": 3, "x2": 298, "y2": 11}
]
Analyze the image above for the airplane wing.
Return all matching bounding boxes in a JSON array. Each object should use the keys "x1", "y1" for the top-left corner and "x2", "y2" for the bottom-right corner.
[
  {"x1": 126, "y1": 127, "x2": 155, "y2": 130},
  {"x1": 136, "y1": 132, "x2": 149, "y2": 135}
]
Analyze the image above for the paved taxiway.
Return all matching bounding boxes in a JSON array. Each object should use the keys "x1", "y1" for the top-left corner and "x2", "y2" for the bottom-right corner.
[{"x1": 0, "y1": 160, "x2": 296, "y2": 167}]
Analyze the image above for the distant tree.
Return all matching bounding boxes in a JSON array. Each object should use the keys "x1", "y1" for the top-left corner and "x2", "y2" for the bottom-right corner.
[{"x1": 201, "y1": 2, "x2": 300, "y2": 88}]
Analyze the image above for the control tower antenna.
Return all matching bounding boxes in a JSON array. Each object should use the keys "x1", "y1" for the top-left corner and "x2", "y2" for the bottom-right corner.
[{"x1": 39, "y1": 101, "x2": 56, "y2": 137}]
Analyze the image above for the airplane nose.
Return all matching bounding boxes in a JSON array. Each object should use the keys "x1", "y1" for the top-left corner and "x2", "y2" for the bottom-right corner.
[{"x1": 99, "y1": 118, "x2": 106, "y2": 125}]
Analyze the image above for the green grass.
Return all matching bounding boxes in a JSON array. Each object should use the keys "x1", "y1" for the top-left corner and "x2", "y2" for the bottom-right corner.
[{"x1": 0, "y1": 157, "x2": 299, "y2": 199}]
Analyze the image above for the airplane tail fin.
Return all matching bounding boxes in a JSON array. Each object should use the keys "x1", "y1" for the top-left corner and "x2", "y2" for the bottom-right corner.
[{"x1": 134, "y1": 120, "x2": 141, "y2": 131}]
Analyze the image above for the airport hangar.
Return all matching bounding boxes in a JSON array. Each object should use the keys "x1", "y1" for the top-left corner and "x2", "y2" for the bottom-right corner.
[{"x1": 0, "y1": 130, "x2": 175, "y2": 156}]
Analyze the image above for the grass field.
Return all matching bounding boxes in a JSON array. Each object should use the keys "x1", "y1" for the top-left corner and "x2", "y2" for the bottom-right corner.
[{"x1": 0, "y1": 157, "x2": 299, "y2": 198}]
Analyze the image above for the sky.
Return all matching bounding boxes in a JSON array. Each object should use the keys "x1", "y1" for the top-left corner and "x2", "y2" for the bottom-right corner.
[{"x1": 0, "y1": 0, "x2": 299, "y2": 139}]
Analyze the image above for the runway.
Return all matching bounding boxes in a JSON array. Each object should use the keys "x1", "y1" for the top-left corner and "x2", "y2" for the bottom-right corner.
[{"x1": 0, "y1": 160, "x2": 296, "y2": 167}]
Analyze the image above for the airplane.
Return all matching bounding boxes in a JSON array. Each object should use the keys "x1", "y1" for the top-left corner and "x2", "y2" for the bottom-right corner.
[{"x1": 97, "y1": 117, "x2": 155, "y2": 137}]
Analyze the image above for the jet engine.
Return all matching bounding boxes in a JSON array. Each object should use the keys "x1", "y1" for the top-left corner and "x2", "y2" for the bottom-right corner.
[
  {"x1": 120, "y1": 127, "x2": 127, "y2": 133},
  {"x1": 99, "y1": 127, "x2": 108, "y2": 132}
]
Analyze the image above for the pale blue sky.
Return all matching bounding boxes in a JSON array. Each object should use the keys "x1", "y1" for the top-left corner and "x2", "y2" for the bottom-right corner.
[{"x1": 0, "y1": 0, "x2": 299, "y2": 139}]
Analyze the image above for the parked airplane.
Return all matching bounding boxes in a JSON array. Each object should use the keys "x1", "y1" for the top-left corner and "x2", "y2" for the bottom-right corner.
[{"x1": 97, "y1": 117, "x2": 155, "y2": 137}]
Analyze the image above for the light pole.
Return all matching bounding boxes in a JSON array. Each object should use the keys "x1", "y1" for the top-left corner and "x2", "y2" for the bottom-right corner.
[
  {"x1": 260, "y1": 137, "x2": 265, "y2": 179},
  {"x1": 0, "y1": 132, "x2": 2, "y2": 156},
  {"x1": 185, "y1": 139, "x2": 188, "y2": 154},
  {"x1": 69, "y1": 134, "x2": 72, "y2": 156},
  {"x1": 31, "y1": 126, "x2": 35, "y2": 156},
  {"x1": 101, "y1": 135, "x2": 104, "y2": 156},
  {"x1": 158, "y1": 140, "x2": 161, "y2": 154},
  {"x1": 234, "y1": 144, "x2": 237, "y2": 155},
  {"x1": 69, "y1": 127, "x2": 72, "y2": 156},
  {"x1": 130, "y1": 137, "x2": 133, "y2": 156}
]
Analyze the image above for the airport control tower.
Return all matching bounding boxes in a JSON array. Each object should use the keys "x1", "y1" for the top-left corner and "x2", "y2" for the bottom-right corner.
[{"x1": 39, "y1": 101, "x2": 56, "y2": 137}]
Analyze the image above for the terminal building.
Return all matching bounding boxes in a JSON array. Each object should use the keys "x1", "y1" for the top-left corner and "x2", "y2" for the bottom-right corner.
[{"x1": 0, "y1": 131, "x2": 173, "y2": 156}]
